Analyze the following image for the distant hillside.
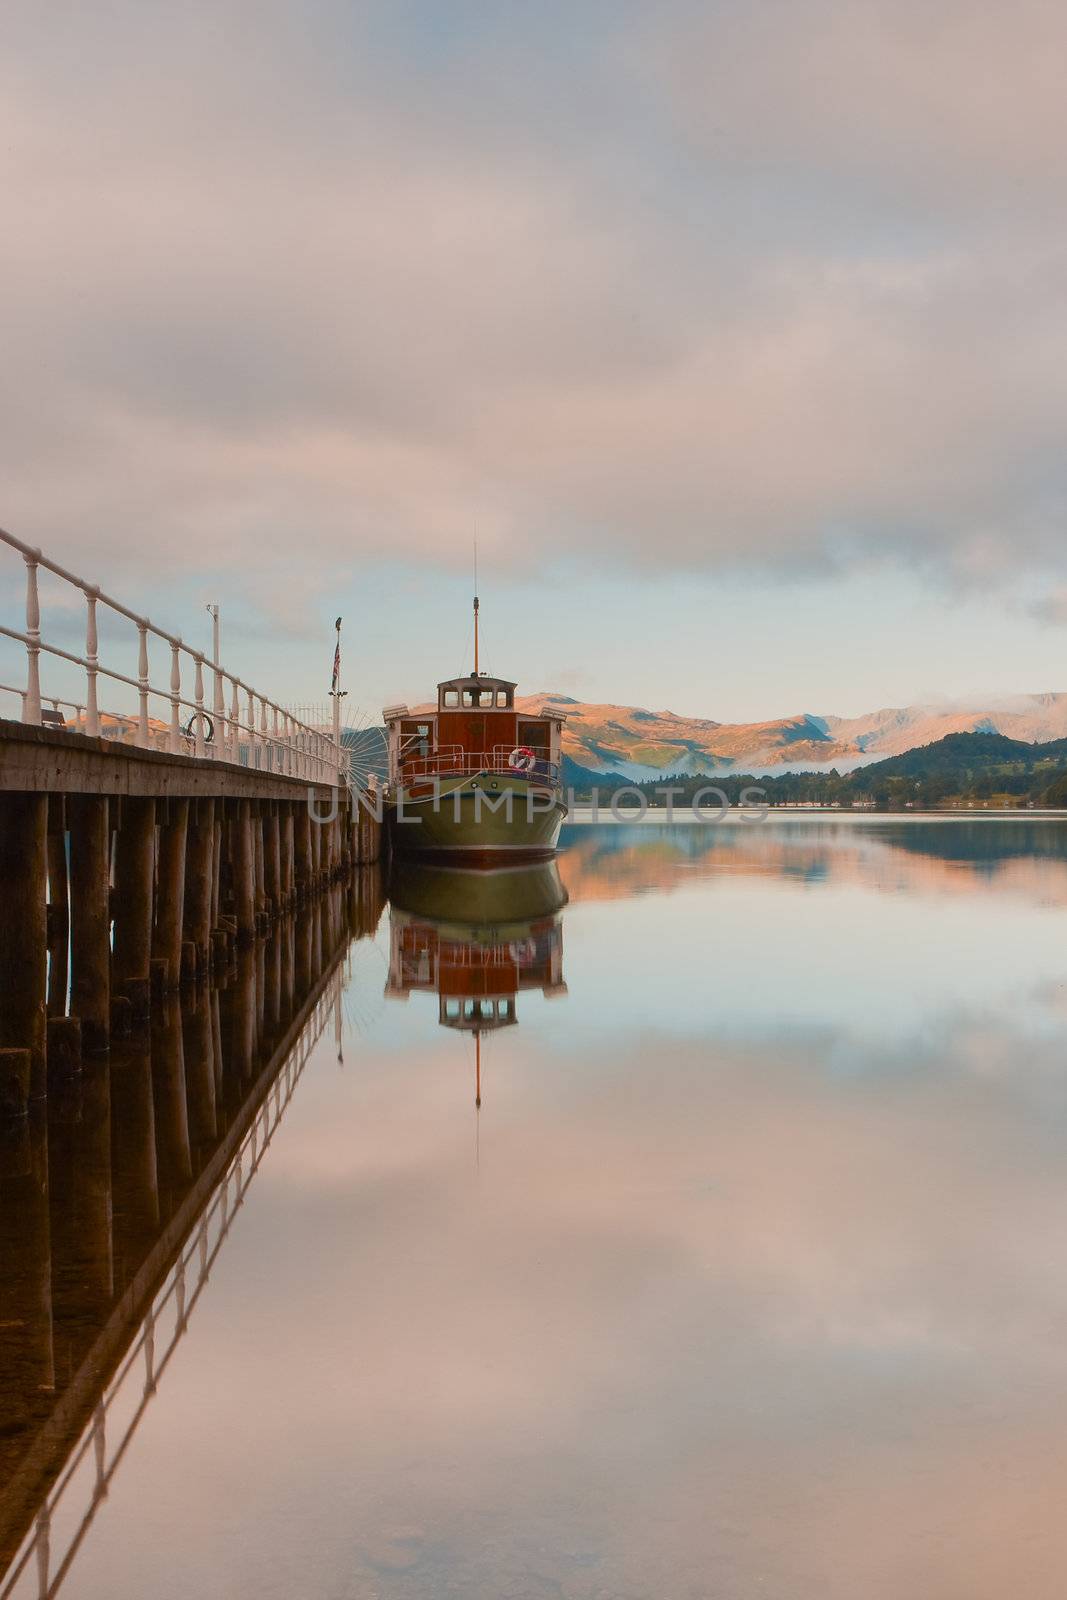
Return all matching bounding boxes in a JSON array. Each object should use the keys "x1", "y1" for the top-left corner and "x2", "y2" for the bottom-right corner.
[
  {"x1": 570, "y1": 732, "x2": 1067, "y2": 808},
  {"x1": 515, "y1": 692, "x2": 1067, "y2": 778},
  {"x1": 851, "y1": 731, "x2": 1067, "y2": 785}
]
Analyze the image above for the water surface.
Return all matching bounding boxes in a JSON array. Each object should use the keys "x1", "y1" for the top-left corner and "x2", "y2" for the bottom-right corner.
[{"x1": 6, "y1": 818, "x2": 1067, "y2": 1598}]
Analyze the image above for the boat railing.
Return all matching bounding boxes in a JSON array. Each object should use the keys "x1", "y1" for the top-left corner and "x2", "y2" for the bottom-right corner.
[{"x1": 397, "y1": 743, "x2": 560, "y2": 786}]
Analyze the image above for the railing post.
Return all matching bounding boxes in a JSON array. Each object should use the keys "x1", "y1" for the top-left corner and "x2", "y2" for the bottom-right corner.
[
  {"x1": 248, "y1": 688, "x2": 258, "y2": 769},
  {"x1": 271, "y1": 704, "x2": 280, "y2": 773},
  {"x1": 84, "y1": 587, "x2": 101, "y2": 736},
  {"x1": 23, "y1": 551, "x2": 41, "y2": 725},
  {"x1": 169, "y1": 641, "x2": 181, "y2": 754},
  {"x1": 284, "y1": 715, "x2": 294, "y2": 776},
  {"x1": 194, "y1": 655, "x2": 206, "y2": 758},
  {"x1": 213, "y1": 653, "x2": 225, "y2": 729},
  {"x1": 229, "y1": 679, "x2": 241, "y2": 764},
  {"x1": 259, "y1": 698, "x2": 268, "y2": 772},
  {"x1": 137, "y1": 623, "x2": 150, "y2": 745}
]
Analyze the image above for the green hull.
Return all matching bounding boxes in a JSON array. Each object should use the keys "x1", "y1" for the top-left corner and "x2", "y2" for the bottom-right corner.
[
  {"x1": 387, "y1": 773, "x2": 566, "y2": 861},
  {"x1": 389, "y1": 859, "x2": 568, "y2": 931}
]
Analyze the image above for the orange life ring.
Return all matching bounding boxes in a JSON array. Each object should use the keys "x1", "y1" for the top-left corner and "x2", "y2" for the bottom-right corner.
[{"x1": 509, "y1": 745, "x2": 536, "y2": 773}]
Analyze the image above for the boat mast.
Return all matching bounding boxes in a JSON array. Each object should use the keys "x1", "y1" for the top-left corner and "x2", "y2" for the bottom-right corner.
[{"x1": 473, "y1": 537, "x2": 480, "y2": 676}]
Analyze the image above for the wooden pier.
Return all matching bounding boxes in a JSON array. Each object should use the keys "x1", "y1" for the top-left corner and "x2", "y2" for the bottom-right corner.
[
  {"x1": 0, "y1": 718, "x2": 381, "y2": 1107},
  {"x1": 0, "y1": 526, "x2": 385, "y2": 1110}
]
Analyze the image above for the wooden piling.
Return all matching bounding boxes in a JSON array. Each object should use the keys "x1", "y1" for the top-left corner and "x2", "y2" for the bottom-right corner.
[
  {"x1": 295, "y1": 903, "x2": 313, "y2": 995},
  {"x1": 48, "y1": 1058, "x2": 113, "y2": 1376},
  {"x1": 311, "y1": 807, "x2": 322, "y2": 888},
  {"x1": 295, "y1": 805, "x2": 312, "y2": 899},
  {"x1": 0, "y1": 1049, "x2": 31, "y2": 1118},
  {"x1": 151, "y1": 997, "x2": 192, "y2": 1206},
  {"x1": 109, "y1": 1030, "x2": 160, "y2": 1292},
  {"x1": 233, "y1": 800, "x2": 256, "y2": 943},
  {"x1": 113, "y1": 797, "x2": 156, "y2": 1004},
  {"x1": 229, "y1": 944, "x2": 257, "y2": 1083},
  {"x1": 265, "y1": 807, "x2": 281, "y2": 919},
  {"x1": 281, "y1": 806, "x2": 295, "y2": 907},
  {"x1": 0, "y1": 1109, "x2": 54, "y2": 1409},
  {"x1": 210, "y1": 811, "x2": 223, "y2": 932},
  {"x1": 182, "y1": 988, "x2": 218, "y2": 1152},
  {"x1": 183, "y1": 798, "x2": 216, "y2": 979},
  {"x1": 254, "y1": 808, "x2": 266, "y2": 924},
  {"x1": 46, "y1": 797, "x2": 69, "y2": 1019},
  {"x1": 69, "y1": 795, "x2": 111, "y2": 1053},
  {"x1": 153, "y1": 798, "x2": 189, "y2": 990},
  {"x1": 0, "y1": 794, "x2": 48, "y2": 1100},
  {"x1": 280, "y1": 915, "x2": 295, "y2": 1027},
  {"x1": 262, "y1": 924, "x2": 281, "y2": 1039},
  {"x1": 47, "y1": 1015, "x2": 82, "y2": 1087}
]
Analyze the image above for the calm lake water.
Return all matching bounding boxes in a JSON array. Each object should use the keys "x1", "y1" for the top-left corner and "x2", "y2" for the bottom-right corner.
[{"x1": 6, "y1": 816, "x2": 1067, "y2": 1598}]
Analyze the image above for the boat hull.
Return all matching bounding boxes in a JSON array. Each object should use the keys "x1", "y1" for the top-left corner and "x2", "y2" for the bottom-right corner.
[
  {"x1": 389, "y1": 858, "x2": 568, "y2": 929},
  {"x1": 386, "y1": 773, "x2": 566, "y2": 862}
]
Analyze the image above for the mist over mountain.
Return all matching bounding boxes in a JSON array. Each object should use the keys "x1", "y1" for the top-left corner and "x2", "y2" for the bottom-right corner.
[{"x1": 517, "y1": 692, "x2": 1067, "y2": 779}]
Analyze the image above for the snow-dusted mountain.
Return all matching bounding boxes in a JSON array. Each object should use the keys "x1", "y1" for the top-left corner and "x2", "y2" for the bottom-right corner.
[{"x1": 516, "y1": 692, "x2": 1067, "y2": 778}]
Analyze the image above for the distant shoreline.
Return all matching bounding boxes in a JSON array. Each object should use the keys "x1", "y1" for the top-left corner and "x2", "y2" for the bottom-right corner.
[{"x1": 562, "y1": 807, "x2": 1067, "y2": 825}]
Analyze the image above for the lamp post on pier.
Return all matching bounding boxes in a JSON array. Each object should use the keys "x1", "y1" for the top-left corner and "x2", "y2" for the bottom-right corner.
[
  {"x1": 206, "y1": 604, "x2": 224, "y2": 728},
  {"x1": 330, "y1": 616, "x2": 346, "y2": 786}
]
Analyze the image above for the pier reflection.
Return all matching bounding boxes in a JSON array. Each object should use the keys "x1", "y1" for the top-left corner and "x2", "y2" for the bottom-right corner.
[
  {"x1": 386, "y1": 862, "x2": 568, "y2": 1100},
  {"x1": 0, "y1": 870, "x2": 384, "y2": 1600}
]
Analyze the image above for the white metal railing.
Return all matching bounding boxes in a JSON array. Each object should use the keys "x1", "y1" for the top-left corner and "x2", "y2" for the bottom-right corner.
[
  {"x1": 0, "y1": 527, "x2": 342, "y2": 783},
  {"x1": 0, "y1": 683, "x2": 87, "y2": 726}
]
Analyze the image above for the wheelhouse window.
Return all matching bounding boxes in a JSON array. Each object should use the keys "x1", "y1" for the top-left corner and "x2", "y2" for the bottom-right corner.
[
  {"x1": 442, "y1": 689, "x2": 459, "y2": 708},
  {"x1": 518, "y1": 719, "x2": 549, "y2": 755},
  {"x1": 399, "y1": 720, "x2": 433, "y2": 761}
]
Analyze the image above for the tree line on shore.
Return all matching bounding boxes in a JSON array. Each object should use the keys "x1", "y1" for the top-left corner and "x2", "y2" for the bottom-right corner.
[{"x1": 566, "y1": 732, "x2": 1067, "y2": 810}]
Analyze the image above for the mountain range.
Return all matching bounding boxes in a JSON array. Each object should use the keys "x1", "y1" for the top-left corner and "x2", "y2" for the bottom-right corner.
[{"x1": 514, "y1": 692, "x2": 1067, "y2": 777}]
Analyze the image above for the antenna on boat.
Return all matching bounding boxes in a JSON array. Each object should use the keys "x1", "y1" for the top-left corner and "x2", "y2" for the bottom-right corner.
[{"x1": 473, "y1": 537, "x2": 480, "y2": 676}]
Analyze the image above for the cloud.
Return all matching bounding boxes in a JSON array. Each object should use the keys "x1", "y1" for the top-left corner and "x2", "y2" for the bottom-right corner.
[
  {"x1": 1, "y1": 0, "x2": 1065, "y2": 602},
  {"x1": 1029, "y1": 592, "x2": 1067, "y2": 626}
]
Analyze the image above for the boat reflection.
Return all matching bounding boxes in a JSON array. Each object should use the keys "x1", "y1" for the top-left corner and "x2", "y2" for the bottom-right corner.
[{"x1": 386, "y1": 862, "x2": 568, "y2": 1101}]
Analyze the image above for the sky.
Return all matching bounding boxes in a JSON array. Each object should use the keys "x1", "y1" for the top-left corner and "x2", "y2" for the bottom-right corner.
[{"x1": 2, "y1": 0, "x2": 1067, "y2": 724}]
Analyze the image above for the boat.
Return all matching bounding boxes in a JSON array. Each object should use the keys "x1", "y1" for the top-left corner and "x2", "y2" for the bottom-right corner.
[
  {"x1": 385, "y1": 861, "x2": 568, "y2": 1102},
  {"x1": 388, "y1": 857, "x2": 569, "y2": 929},
  {"x1": 382, "y1": 596, "x2": 568, "y2": 862}
]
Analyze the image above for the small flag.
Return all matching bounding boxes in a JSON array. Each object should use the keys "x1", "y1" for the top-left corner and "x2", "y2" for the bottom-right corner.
[{"x1": 331, "y1": 617, "x2": 341, "y2": 691}]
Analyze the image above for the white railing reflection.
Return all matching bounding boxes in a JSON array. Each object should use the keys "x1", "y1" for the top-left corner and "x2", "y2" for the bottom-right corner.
[{"x1": 0, "y1": 527, "x2": 341, "y2": 782}]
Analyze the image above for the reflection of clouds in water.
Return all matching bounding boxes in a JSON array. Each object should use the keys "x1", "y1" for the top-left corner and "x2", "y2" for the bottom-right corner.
[
  {"x1": 551, "y1": 874, "x2": 1067, "y2": 1059},
  {"x1": 86, "y1": 1015, "x2": 1067, "y2": 1600},
  {"x1": 59, "y1": 821, "x2": 1067, "y2": 1600}
]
